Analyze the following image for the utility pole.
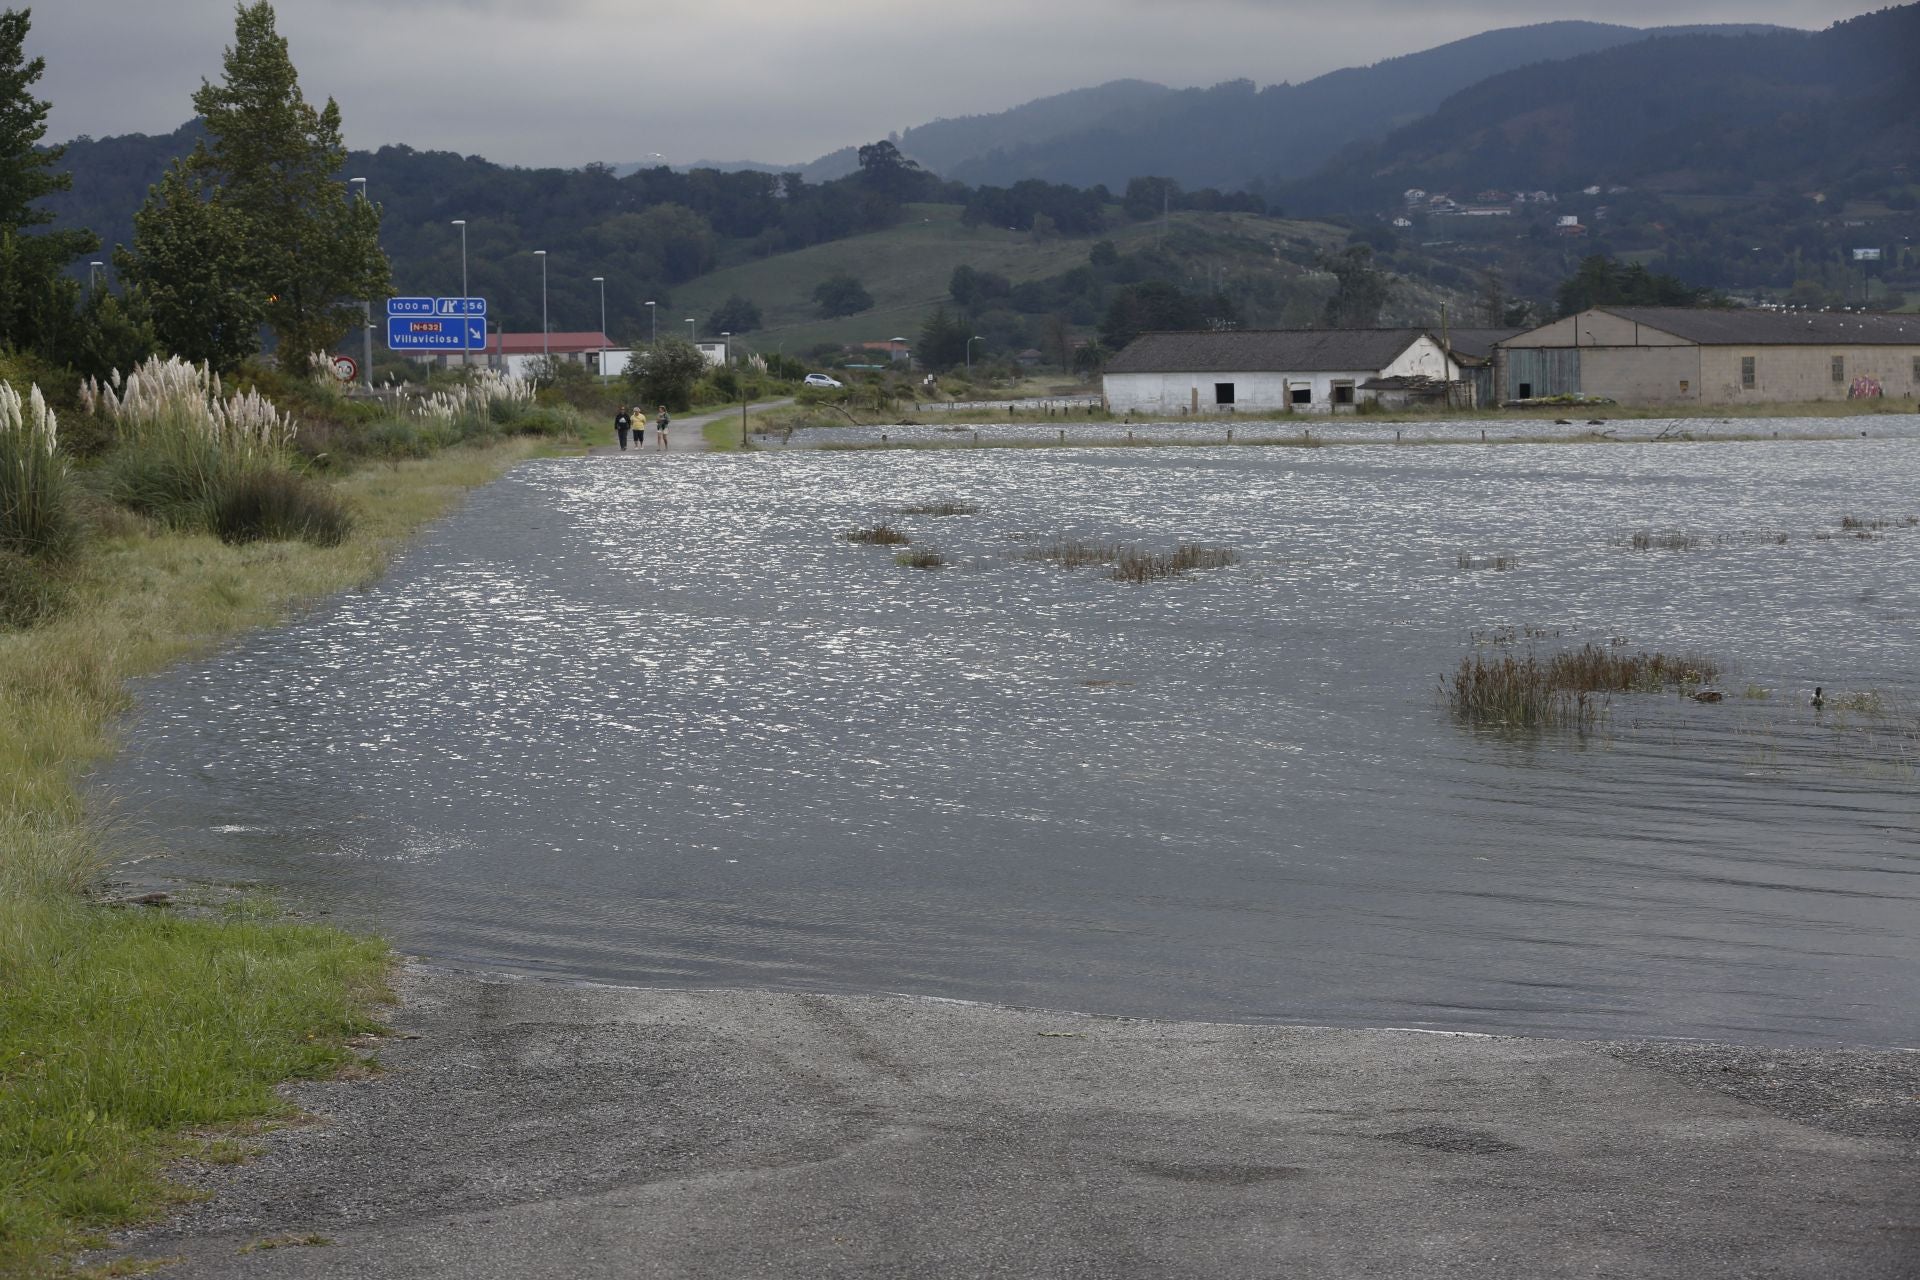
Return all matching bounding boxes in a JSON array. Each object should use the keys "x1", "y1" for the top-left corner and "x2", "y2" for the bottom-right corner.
[{"x1": 350, "y1": 177, "x2": 373, "y2": 391}]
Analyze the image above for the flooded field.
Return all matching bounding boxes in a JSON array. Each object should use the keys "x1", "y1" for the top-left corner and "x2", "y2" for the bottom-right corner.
[{"x1": 95, "y1": 425, "x2": 1920, "y2": 1046}]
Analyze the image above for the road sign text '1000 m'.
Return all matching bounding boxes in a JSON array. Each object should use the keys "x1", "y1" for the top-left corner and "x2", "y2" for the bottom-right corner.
[{"x1": 387, "y1": 315, "x2": 488, "y2": 351}]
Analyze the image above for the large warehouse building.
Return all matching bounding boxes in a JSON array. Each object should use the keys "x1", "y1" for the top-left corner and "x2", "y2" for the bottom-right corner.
[
  {"x1": 1102, "y1": 329, "x2": 1464, "y2": 415},
  {"x1": 1495, "y1": 307, "x2": 1920, "y2": 405}
]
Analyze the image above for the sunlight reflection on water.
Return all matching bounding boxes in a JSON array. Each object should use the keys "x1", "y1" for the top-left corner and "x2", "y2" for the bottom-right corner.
[{"x1": 97, "y1": 428, "x2": 1920, "y2": 1046}]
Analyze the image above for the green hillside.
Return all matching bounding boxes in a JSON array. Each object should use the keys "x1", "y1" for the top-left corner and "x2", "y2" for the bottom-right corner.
[{"x1": 683, "y1": 204, "x2": 1352, "y2": 356}]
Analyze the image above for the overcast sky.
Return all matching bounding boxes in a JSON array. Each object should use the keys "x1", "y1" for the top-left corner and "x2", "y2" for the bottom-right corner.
[{"x1": 32, "y1": 1, "x2": 1869, "y2": 169}]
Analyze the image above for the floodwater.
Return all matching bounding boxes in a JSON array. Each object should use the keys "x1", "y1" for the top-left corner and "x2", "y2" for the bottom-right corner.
[{"x1": 95, "y1": 422, "x2": 1920, "y2": 1047}]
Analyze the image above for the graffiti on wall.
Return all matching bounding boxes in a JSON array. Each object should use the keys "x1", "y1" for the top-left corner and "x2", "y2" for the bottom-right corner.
[{"x1": 1848, "y1": 374, "x2": 1884, "y2": 399}]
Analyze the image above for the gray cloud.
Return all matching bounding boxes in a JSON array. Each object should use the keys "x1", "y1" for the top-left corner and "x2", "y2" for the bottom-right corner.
[{"x1": 32, "y1": 1, "x2": 1873, "y2": 168}]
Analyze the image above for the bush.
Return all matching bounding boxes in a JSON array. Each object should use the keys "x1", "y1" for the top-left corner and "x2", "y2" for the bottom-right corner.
[
  {"x1": 98, "y1": 432, "x2": 229, "y2": 527},
  {"x1": 209, "y1": 467, "x2": 353, "y2": 547},
  {"x1": 0, "y1": 381, "x2": 79, "y2": 563},
  {"x1": 510, "y1": 405, "x2": 583, "y2": 438}
]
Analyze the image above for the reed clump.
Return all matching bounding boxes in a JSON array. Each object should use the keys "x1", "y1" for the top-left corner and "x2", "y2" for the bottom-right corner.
[
  {"x1": 894, "y1": 499, "x2": 980, "y2": 516},
  {"x1": 845, "y1": 523, "x2": 909, "y2": 545},
  {"x1": 1445, "y1": 643, "x2": 1724, "y2": 728},
  {"x1": 1025, "y1": 538, "x2": 1239, "y2": 581},
  {"x1": 1838, "y1": 515, "x2": 1915, "y2": 531},
  {"x1": 895, "y1": 547, "x2": 947, "y2": 569},
  {"x1": 1456, "y1": 552, "x2": 1519, "y2": 571},
  {"x1": 1627, "y1": 529, "x2": 1700, "y2": 551}
]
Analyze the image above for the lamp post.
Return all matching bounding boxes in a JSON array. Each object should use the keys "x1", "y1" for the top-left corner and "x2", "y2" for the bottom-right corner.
[
  {"x1": 721, "y1": 331, "x2": 730, "y2": 365},
  {"x1": 645, "y1": 300, "x2": 656, "y2": 345},
  {"x1": 451, "y1": 220, "x2": 469, "y2": 366},
  {"x1": 349, "y1": 177, "x2": 372, "y2": 391},
  {"x1": 966, "y1": 334, "x2": 982, "y2": 372},
  {"x1": 533, "y1": 250, "x2": 549, "y2": 363},
  {"x1": 88, "y1": 260, "x2": 104, "y2": 292},
  {"x1": 685, "y1": 318, "x2": 696, "y2": 341},
  {"x1": 891, "y1": 336, "x2": 909, "y2": 372},
  {"x1": 592, "y1": 276, "x2": 607, "y2": 375}
]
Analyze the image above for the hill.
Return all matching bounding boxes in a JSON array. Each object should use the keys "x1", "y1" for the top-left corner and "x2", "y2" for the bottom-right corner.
[
  {"x1": 668, "y1": 204, "x2": 1359, "y2": 355},
  {"x1": 1280, "y1": 7, "x2": 1919, "y2": 213},
  {"x1": 932, "y1": 22, "x2": 1788, "y2": 192}
]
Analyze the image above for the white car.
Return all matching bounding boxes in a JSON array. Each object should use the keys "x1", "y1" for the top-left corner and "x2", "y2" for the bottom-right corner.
[{"x1": 803, "y1": 373, "x2": 844, "y2": 388}]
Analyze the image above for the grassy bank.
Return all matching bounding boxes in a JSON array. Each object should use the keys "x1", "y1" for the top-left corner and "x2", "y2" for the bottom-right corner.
[{"x1": 0, "y1": 438, "x2": 556, "y2": 1277}]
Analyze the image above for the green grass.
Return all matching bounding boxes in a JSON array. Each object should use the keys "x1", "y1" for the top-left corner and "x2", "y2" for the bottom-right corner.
[
  {"x1": 0, "y1": 438, "x2": 559, "y2": 1276},
  {"x1": 675, "y1": 205, "x2": 1349, "y2": 357}
]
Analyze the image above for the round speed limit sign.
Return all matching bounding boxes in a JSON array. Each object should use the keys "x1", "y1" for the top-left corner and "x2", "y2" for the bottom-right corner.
[{"x1": 331, "y1": 354, "x2": 359, "y2": 383}]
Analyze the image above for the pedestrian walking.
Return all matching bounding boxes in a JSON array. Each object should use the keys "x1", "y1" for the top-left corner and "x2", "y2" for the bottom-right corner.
[
  {"x1": 613, "y1": 405, "x2": 632, "y2": 451},
  {"x1": 656, "y1": 405, "x2": 671, "y2": 451}
]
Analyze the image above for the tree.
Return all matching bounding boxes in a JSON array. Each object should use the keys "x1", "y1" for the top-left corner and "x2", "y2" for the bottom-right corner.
[
  {"x1": 1099, "y1": 280, "x2": 1229, "y2": 350},
  {"x1": 1320, "y1": 245, "x2": 1389, "y2": 327},
  {"x1": 177, "y1": 2, "x2": 388, "y2": 377},
  {"x1": 1089, "y1": 240, "x2": 1120, "y2": 268},
  {"x1": 949, "y1": 264, "x2": 1010, "y2": 311},
  {"x1": 1554, "y1": 254, "x2": 1705, "y2": 316},
  {"x1": 812, "y1": 274, "x2": 872, "y2": 318},
  {"x1": 1072, "y1": 340, "x2": 1109, "y2": 379},
  {"x1": 0, "y1": 7, "x2": 98, "y2": 357},
  {"x1": 624, "y1": 337, "x2": 707, "y2": 413},
  {"x1": 705, "y1": 294, "x2": 761, "y2": 334},
  {"x1": 119, "y1": 162, "x2": 260, "y2": 370},
  {"x1": 917, "y1": 305, "x2": 970, "y2": 371}
]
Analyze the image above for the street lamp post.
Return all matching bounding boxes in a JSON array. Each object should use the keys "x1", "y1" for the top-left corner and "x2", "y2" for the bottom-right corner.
[
  {"x1": 592, "y1": 276, "x2": 607, "y2": 375},
  {"x1": 451, "y1": 220, "x2": 469, "y2": 367},
  {"x1": 966, "y1": 334, "x2": 982, "y2": 372},
  {"x1": 685, "y1": 318, "x2": 696, "y2": 341},
  {"x1": 534, "y1": 250, "x2": 549, "y2": 363},
  {"x1": 350, "y1": 177, "x2": 373, "y2": 390},
  {"x1": 645, "y1": 300, "x2": 656, "y2": 345},
  {"x1": 721, "y1": 331, "x2": 730, "y2": 365},
  {"x1": 88, "y1": 260, "x2": 104, "y2": 293},
  {"x1": 891, "y1": 337, "x2": 909, "y2": 372}
]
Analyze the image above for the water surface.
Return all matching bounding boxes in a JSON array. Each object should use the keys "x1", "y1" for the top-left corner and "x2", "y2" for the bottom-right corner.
[{"x1": 97, "y1": 425, "x2": 1920, "y2": 1046}]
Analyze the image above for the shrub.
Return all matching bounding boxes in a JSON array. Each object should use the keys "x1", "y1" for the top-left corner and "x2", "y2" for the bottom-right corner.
[
  {"x1": 209, "y1": 468, "x2": 353, "y2": 547},
  {"x1": 0, "y1": 381, "x2": 78, "y2": 563},
  {"x1": 846, "y1": 523, "x2": 909, "y2": 545},
  {"x1": 510, "y1": 405, "x2": 583, "y2": 438}
]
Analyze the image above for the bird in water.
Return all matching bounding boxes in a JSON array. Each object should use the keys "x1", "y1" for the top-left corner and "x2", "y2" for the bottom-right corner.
[{"x1": 1811, "y1": 686, "x2": 1825, "y2": 709}]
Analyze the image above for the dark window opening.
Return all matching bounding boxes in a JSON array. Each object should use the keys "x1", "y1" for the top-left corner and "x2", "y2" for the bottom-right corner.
[
  {"x1": 1214, "y1": 382, "x2": 1236, "y2": 406},
  {"x1": 1516, "y1": 382, "x2": 1533, "y2": 399},
  {"x1": 1831, "y1": 355, "x2": 1845, "y2": 383},
  {"x1": 1290, "y1": 386, "x2": 1311, "y2": 405},
  {"x1": 1740, "y1": 356, "x2": 1755, "y2": 389},
  {"x1": 1332, "y1": 382, "x2": 1355, "y2": 406}
]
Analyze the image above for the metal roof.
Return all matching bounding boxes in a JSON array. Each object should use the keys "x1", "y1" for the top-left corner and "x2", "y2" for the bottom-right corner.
[
  {"x1": 1441, "y1": 328, "x2": 1524, "y2": 361},
  {"x1": 1105, "y1": 329, "x2": 1434, "y2": 374},
  {"x1": 1593, "y1": 308, "x2": 1920, "y2": 346}
]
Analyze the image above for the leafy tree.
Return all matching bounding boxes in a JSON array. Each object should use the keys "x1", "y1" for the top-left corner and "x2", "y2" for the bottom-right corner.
[
  {"x1": 119, "y1": 162, "x2": 260, "y2": 369},
  {"x1": 948, "y1": 264, "x2": 1010, "y2": 310},
  {"x1": 762, "y1": 351, "x2": 806, "y2": 382},
  {"x1": 1553, "y1": 254, "x2": 1705, "y2": 316},
  {"x1": 64, "y1": 279, "x2": 156, "y2": 381},
  {"x1": 1123, "y1": 176, "x2": 1181, "y2": 222},
  {"x1": 627, "y1": 203, "x2": 716, "y2": 283},
  {"x1": 917, "y1": 305, "x2": 970, "y2": 371},
  {"x1": 705, "y1": 293, "x2": 761, "y2": 334},
  {"x1": 1099, "y1": 280, "x2": 1232, "y2": 350},
  {"x1": 177, "y1": 2, "x2": 388, "y2": 377},
  {"x1": 812, "y1": 274, "x2": 872, "y2": 318},
  {"x1": 0, "y1": 7, "x2": 98, "y2": 357},
  {"x1": 1072, "y1": 340, "x2": 1109, "y2": 378},
  {"x1": 1089, "y1": 240, "x2": 1120, "y2": 268},
  {"x1": 624, "y1": 336, "x2": 706, "y2": 412},
  {"x1": 1320, "y1": 245, "x2": 1389, "y2": 327}
]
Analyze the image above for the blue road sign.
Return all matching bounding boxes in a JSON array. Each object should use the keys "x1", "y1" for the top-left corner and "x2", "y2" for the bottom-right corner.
[
  {"x1": 387, "y1": 315, "x2": 488, "y2": 351},
  {"x1": 387, "y1": 296, "x2": 435, "y2": 316},
  {"x1": 434, "y1": 297, "x2": 487, "y2": 317}
]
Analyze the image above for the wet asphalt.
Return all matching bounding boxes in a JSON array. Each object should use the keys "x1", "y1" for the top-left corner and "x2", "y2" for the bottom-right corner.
[{"x1": 98, "y1": 968, "x2": 1920, "y2": 1279}]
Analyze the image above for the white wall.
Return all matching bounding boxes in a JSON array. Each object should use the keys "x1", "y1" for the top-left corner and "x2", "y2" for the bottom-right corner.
[{"x1": 1105, "y1": 336, "x2": 1458, "y2": 415}]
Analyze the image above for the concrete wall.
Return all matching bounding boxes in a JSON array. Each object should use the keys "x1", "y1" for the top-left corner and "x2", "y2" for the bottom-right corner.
[
  {"x1": 1698, "y1": 345, "x2": 1920, "y2": 404},
  {"x1": 1105, "y1": 336, "x2": 1457, "y2": 415},
  {"x1": 1580, "y1": 345, "x2": 1704, "y2": 404}
]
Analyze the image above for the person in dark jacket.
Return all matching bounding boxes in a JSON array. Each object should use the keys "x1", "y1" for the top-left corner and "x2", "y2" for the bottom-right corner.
[
  {"x1": 613, "y1": 406, "x2": 632, "y2": 451},
  {"x1": 656, "y1": 406, "x2": 671, "y2": 451}
]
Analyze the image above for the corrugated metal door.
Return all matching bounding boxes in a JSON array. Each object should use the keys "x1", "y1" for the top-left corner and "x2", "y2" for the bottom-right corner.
[{"x1": 1504, "y1": 348, "x2": 1581, "y2": 399}]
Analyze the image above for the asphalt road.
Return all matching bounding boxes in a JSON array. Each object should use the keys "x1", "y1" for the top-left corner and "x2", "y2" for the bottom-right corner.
[{"x1": 97, "y1": 969, "x2": 1919, "y2": 1279}]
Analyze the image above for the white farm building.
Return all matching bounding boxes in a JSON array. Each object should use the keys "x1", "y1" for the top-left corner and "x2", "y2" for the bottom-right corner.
[{"x1": 1102, "y1": 329, "x2": 1464, "y2": 415}]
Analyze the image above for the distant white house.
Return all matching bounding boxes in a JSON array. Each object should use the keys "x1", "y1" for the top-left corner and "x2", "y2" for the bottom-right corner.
[
  {"x1": 1102, "y1": 329, "x2": 1465, "y2": 415},
  {"x1": 695, "y1": 340, "x2": 728, "y2": 367},
  {"x1": 450, "y1": 331, "x2": 624, "y2": 379}
]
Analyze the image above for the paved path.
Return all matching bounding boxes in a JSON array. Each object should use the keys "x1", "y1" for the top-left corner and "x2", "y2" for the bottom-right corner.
[
  {"x1": 588, "y1": 399, "x2": 795, "y2": 456},
  {"x1": 100, "y1": 970, "x2": 1919, "y2": 1279}
]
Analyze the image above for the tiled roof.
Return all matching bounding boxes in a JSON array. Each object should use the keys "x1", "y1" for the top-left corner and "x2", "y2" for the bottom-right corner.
[
  {"x1": 1442, "y1": 328, "x2": 1524, "y2": 361},
  {"x1": 1106, "y1": 329, "x2": 1431, "y2": 374},
  {"x1": 1595, "y1": 308, "x2": 1920, "y2": 346}
]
